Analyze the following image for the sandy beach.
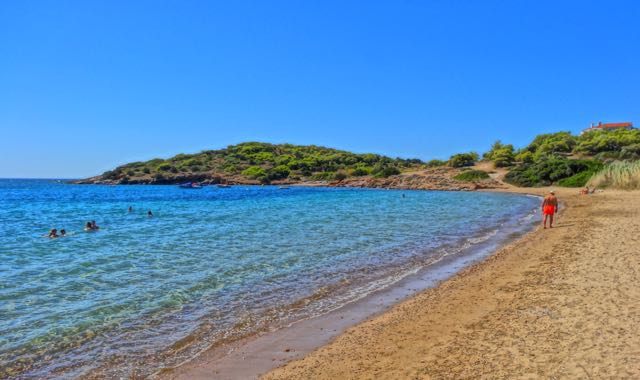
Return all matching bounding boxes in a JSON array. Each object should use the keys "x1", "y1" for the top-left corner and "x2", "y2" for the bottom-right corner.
[{"x1": 258, "y1": 188, "x2": 640, "y2": 379}]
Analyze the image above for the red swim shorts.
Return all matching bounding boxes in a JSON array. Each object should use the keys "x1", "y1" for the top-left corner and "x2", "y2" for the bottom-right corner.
[{"x1": 543, "y1": 205, "x2": 556, "y2": 215}]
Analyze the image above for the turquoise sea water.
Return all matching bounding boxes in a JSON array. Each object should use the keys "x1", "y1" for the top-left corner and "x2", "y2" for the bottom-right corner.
[{"x1": 0, "y1": 180, "x2": 538, "y2": 378}]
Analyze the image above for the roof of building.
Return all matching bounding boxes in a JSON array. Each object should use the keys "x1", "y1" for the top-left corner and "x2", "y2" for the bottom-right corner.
[
  {"x1": 599, "y1": 122, "x2": 633, "y2": 128},
  {"x1": 584, "y1": 122, "x2": 634, "y2": 132}
]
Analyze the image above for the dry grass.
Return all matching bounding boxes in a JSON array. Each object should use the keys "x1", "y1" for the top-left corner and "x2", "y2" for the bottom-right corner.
[{"x1": 588, "y1": 161, "x2": 640, "y2": 189}]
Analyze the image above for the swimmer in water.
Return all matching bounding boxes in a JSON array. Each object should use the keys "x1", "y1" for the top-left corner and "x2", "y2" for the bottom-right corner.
[
  {"x1": 60, "y1": 229, "x2": 66, "y2": 237},
  {"x1": 91, "y1": 220, "x2": 100, "y2": 230},
  {"x1": 147, "y1": 210, "x2": 153, "y2": 217},
  {"x1": 128, "y1": 206, "x2": 133, "y2": 213},
  {"x1": 85, "y1": 222, "x2": 93, "y2": 231},
  {"x1": 48, "y1": 229, "x2": 59, "y2": 238}
]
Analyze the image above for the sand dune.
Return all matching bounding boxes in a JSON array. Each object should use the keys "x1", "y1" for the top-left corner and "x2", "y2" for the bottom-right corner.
[{"x1": 263, "y1": 189, "x2": 640, "y2": 379}]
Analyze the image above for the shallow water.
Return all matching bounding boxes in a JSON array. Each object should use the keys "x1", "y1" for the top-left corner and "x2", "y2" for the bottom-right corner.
[{"x1": 0, "y1": 180, "x2": 538, "y2": 378}]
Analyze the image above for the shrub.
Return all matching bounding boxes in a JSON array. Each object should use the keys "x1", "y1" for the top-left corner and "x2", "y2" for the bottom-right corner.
[
  {"x1": 350, "y1": 166, "x2": 371, "y2": 176},
  {"x1": 448, "y1": 152, "x2": 479, "y2": 168},
  {"x1": 525, "y1": 132, "x2": 577, "y2": 157},
  {"x1": 514, "y1": 151, "x2": 534, "y2": 164},
  {"x1": 484, "y1": 140, "x2": 515, "y2": 167},
  {"x1": 157, "y1": 163, "x2": 173, "y2": 172},
  {"x1": 453, "y1": 170, "x2": 490, "y2": 181},
  {"x1": 371, "y1": 164, "x2": 400, "y2": 178},
  {"x1": 425, "y1": 159, "x2": 446, "y2": 167},
  {"x1": 334, "y1": 171, "x2": 348, "y2": 181},
  {"x1": 557, "y1": 171, "x2": 595, "y2": 187},
  {"x1": 241, "y1": 166, "x2": 266, "y2": 179},
  {"x1": 505, "y1": 157, "x2": 601, "y2": 187},
  {"x1": 142, "y1": 167, "x2": 151, "y2": 174},
  {"x1": 266, "y1": 165, "x2": 290, "y2": 180},
  {"x1": 312, "y1": 172, "x2": 335, "y2": 181}
]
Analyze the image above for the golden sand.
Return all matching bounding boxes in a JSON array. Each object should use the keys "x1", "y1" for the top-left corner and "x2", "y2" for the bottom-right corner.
[{"x1": 263, "y1": 188, "x2": 640, "y2": 379}]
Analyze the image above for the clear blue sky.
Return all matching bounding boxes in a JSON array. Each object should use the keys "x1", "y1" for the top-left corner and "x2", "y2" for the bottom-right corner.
[{"x1": 1, "y1": 0, "x2": 639, "y2": 178}]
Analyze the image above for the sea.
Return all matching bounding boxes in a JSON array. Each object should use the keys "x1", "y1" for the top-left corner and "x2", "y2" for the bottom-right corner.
[{"x1": 0, "y1": 179, "x2": 539, "y2": 379}]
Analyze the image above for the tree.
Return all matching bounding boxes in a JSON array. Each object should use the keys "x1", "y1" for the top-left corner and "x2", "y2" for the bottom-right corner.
[{"x1": 448, "y1": 152, "x2": 479, "y2": 168}]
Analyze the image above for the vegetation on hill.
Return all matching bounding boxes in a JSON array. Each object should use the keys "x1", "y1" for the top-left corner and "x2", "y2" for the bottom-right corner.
[
  {"x1": 97, "y1": 142, "x2": 423, "y2": 184},
  {"x1": 87, "y1": 127, "x2": 640, "y2": 188},
  {"x1": 448, "y1": 152, "x2": 480, "y2": 168},
  {"x1": 497, "y1": 129, "x2": 640, "y2": 187},
  {"x1": 453, "y1": 170, "x2": 490, "y2": 182}
]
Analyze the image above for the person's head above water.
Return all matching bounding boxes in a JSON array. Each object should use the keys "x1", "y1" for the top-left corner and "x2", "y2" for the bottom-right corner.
[
  {"x1": 48, "y1": 229, "x2": 58, "y2": 237},
  {"x1": 86, "y1": 222, "x2": 92, "y2": 229},
  {"x1": 60, "y1": 229, "x2": 66, "y2": 236}
]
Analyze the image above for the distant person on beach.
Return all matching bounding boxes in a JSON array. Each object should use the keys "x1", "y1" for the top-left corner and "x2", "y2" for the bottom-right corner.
[
  {"x1": 541, "y1": 190, "x2": 558, "y2": 229},
  {"x1": 147, "y1": 210, "x2": 153, "y2": 217},
  {"x1": 48, "y1": 229, "x2": 59, "y2": 238},
  {"x1": 580, "y1": 186, "x2": 589, "y2": 195}
]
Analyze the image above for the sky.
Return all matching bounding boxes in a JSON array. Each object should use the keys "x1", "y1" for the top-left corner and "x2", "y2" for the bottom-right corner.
[{"x1": 1, "y1": 0, "x2": 639, "y2": 178}]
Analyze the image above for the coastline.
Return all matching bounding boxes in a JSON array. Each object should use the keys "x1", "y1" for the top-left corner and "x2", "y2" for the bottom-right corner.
[
  {"x1": 257, "y1": 187, "x2": 640, "y2": 379},
  {"x1": 158, "y1": 190, "x2": 540, "y2": 380}
]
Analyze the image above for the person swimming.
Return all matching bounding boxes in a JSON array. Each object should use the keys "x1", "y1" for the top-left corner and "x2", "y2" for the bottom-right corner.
[
  {"x1": 48, "y1": 229, "x2": 59, "y2": 238},
  {"x1": 128, "y1": 206, "x2": 133, "y2": 213},
  {"x1": 91, "y1": 220, "x2": 100, "y2": 230},
  {"x1": 84, "y1": 222, "x2": 93, "y2": 231},
  {"x1": 60, "y1": 229, "x2": 66, "y2": 237},
  {"x1": 147, "y1": 210, "x2": 153, "y2": 217}
]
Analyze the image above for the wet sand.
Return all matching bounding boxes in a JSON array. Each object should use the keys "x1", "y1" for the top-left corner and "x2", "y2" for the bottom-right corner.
[
  {"x1": 260, "y1": 188, "x2": 640, "y2": 379},
  {"x1": 163, "y1": 187, "x2": 640, "y2": 379}
]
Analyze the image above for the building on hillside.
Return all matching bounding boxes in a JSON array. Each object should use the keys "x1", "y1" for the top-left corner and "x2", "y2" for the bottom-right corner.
[{"x1": 581, "y1": 121, "x2": 635, "y2": 135}]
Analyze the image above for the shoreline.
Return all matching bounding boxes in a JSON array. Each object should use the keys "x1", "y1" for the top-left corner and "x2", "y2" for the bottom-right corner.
[
  {"x1": 159, "y1": 190, "x2": 541, "y2": 380},
  {"x1": 257, "y1": 187, "x2": 640, "y2": 379}
]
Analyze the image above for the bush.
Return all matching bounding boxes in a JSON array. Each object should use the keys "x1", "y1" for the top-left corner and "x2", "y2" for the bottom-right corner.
[
  {"x1": 484, "y1": 141, "x2": 515, "y2": 167},
  {"x1": 371, "y1": 164, "x2": 401, "y2": 178},
  {"x1": 350, "y1": 167, "x2": 371, "y2": 176},
  {"x1": 453, "y1": 170, "x2": 490, "y2": 181},
  {"x1": 157, "y1": 163, "x2": 173, "y2": 172},
  {"x1": 525, "y1": 132, "x2": 577, "y2": 158},
  {"x1": 514, "y1": 151, "x2": 534, "y2": 164},
  {"x1": 505, "y1": 157, "x2": 601, "y2": 187},
  {"x1": 266, "y1": 165, "x2": 290, "y2": 180},
  {"x1": 312, "y1": 172, "x2": 335, "y2": 181},
  {"x1": 557, "y1": 171, "x2": 595, "y2": 187},
  {"x1": 425, "y1": 159, "x2": 446, "y2": 167},
  {"x1": 241, "y1": 166, "x2": 266, "y2": 179},
  {"x1": 448, "y1": 152, "x2": 479, "y2": 168},
  {"x1": 334, "y1": 171, "x2": 348, "y2": 181},
  {"x1": 142, "y1": 167, "x2": 151, "y2": 174}
]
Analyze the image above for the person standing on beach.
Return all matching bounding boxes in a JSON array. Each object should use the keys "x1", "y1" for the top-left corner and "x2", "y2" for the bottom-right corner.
[{"x1": 541, "y1": 190, "x2": 558, "y2": 229}]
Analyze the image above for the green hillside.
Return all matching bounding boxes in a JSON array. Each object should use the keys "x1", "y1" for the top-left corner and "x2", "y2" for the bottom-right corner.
[
  {"x1": 484, "y1": 129, "x2": 640, "y2": 187},
  {"x1": 95, "y1": 142, "x2": 423, "y2": 184},
  {"x1": 84, "y1": 128, "x2": 640, "y2": 188}
]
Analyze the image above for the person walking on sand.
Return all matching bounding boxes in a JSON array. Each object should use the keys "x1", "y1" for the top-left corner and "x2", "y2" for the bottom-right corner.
[{"x1": 541, "y1": 190, "x2": 558, "y2": 229}]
